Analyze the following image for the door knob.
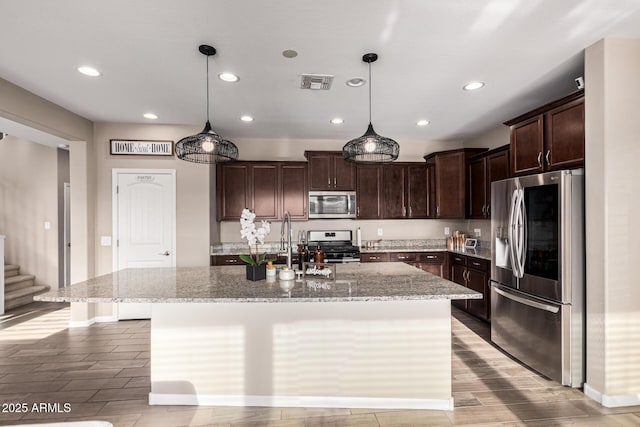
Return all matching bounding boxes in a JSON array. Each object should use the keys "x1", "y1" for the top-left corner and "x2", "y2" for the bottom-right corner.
[{"x1": 159, "y1": 251, "x2": 171, "y2": 256}]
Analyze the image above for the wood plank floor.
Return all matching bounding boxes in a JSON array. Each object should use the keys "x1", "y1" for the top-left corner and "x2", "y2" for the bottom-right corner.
[{"x1": 0, "y1": 302, "x2": 638, "y2": 426}]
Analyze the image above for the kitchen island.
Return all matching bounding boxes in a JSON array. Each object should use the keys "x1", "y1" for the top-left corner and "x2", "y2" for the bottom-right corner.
[{"x1": 35, "y1": 262, "x2": 480, "y2": 410}]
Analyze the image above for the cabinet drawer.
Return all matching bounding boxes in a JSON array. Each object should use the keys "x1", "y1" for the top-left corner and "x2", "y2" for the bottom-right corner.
[
  {"x1": 360, "y1": 253, "x2": 390, "y2": 263},
  {"x1": 450, "y1": 254, "x2": 467, "y2": 266},
  {"x1": 390, "y1": 252, "x2": 417, "y2": 262},
  {"x1": 415, "y1": 252, "x2": 444, "y2": 263},
  {"x1": 211, "y1": 255, "x2": 242, "y2": 266},
  {"x1": 467, "y1": 257, "x2": 489, "y2": 272}
]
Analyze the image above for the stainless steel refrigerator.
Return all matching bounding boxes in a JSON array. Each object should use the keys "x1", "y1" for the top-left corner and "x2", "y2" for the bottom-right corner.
[{"x1": 490, "y1": 169, "x2": 584, "y2": 387}]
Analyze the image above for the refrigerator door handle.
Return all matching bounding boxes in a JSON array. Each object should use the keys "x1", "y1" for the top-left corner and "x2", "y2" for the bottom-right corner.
[
  {"x1": 516, "y1": 188, "x2": 526, "y2": 278},
  {"x1": 493, "y1": 286, "x2": 559, "y2": 313},
  {"x1": 508, "y1": 189, "x2": 520, "y2": 278}
]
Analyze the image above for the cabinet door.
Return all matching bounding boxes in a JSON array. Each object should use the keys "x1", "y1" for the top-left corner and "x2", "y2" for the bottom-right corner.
[
  {"x1": 332, "y1": 154, "x2": 356, "y2": 190},
  {"x1": 356, "y1": 165, "x2": 383, "y2": 219},
  {"x1": 251, "y1": 164, "x2": 279, "y2": 220},
  {"x1": 466, "y1": 157, "x2": 486, "y2": 219},
  {"x1": 307, "y1": 153, "x2": 332, "y2": 190},
  {"x1": 281, "y1": 163, "x2": 308, "y2": 220},
  {"x1": 426, "y1": 163, "x2": 436, "y2": 218},
  {"x1": 383, "y1": 165, "x2": 407, "y2": 218},
  {"x1": 466, "y1": 268, "x2": 489, "y2": 321},
  {"x1": 435, "y1": 152, "x2": 465, "y2": 218},
  {"x1": 407, "y1": 165, "x2": 428, "y2": 218},
  {"x1": 511, "y1": 115, "x2": 544, "y2": 175},
  {"x1": 218, "y1": 164, "x2": 249, "y2": 220},
  {"x1": 451, "y1": 263, "x2": 467, "y2": 310},
  {"x1": 486, "y1": 149, "x2": 510, "y2": 217},
  {"x1": 545, "y1": 98, "x2": 584, "y2": 170}
]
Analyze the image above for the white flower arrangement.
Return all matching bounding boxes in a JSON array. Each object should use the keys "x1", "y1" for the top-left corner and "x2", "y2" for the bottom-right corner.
[{"x1": 239, "y1": 208, "x2": 272, "y2": 266}]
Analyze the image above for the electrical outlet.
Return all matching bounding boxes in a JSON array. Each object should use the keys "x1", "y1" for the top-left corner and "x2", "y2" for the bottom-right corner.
[
  {"x1": 101, "y1": 236, "x2": 112, "y2": 247},
  {"x1": 43, "y1": 221, "x2": 51, "y2": 230},
  {"x1": 474, "y1": 228, "x2": 481, "y2": 237},
  {"x1": 377, "y1": 228, "x2": 384, "y2": 237},
  {"x1": 444, "y1": 227, "x2": 450, "y2": 236}
]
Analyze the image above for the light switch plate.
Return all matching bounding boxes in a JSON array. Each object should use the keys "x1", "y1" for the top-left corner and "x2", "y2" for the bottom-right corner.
[
  {"x1": 43, "y1": 221, "x2": 51, "y2": 230},
  {"x1": 101, "y1": 236, "x2": 112, "y2": 246},
  {"x1": 474, "y1": 228, "x2": 481, "y2": 237},
  {"x1": 444, "y1": 227, "x2": 450, "y2": 236},
  {"x1": 377, "y1": 228, "x2": 384, "y2": 237}
]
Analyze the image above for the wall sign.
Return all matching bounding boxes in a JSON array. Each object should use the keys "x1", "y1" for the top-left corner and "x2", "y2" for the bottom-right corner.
[{"x1": 110, "y1": 139, "x2": 174, "y2": 156}]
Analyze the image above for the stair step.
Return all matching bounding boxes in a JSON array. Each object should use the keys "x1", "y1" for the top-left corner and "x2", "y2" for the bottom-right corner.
[
  {"x1": 4, "y1": 285, "x2": 50, "y2": 311},
  {"x1": 5, "y1": 274, "x2": 36, "y2": 292},
  {"x1": 4, "y1": 264, "x2": 20, "y2": 279}
]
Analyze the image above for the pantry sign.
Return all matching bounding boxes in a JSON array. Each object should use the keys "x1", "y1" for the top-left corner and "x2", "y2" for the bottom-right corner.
[{"x1": 110, "y1": 139, "x2": 174, "y2": 156}]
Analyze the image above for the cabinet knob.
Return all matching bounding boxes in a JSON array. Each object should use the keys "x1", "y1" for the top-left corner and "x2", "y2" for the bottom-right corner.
[
  {"x1": 402, "y1": 206, "x2": 406, "y2": 217},
  {"x1": 545, "y1": 150, "x2": 551, "y2": 166},
  {"x1": 436, "y1": 206, "x2": 440, "y2": 216},
  {"x1": 427, "y1": 255, "x2": 436, "y2": 259},
  {"x1": 537, "y1": 152, "x2": 543, "y2": 168},
  {"x1": 328, "y1": 177, "x2": 331, "y2": 186},
  {"x1": 334, "y1": 177, "x2": 337, "y2": 186},
  {"x1": 482, "y1": 204, "x2": 486, "y2": 216},
  {"x1": 225, "y1": 258, "x2": 238, "y2": 264},
  {"x1": 408, "y1": 206, "x2": 412, "y2": 216},
  {"x1": 472, "y1": 262, "x2": 481, "y2": 267}
]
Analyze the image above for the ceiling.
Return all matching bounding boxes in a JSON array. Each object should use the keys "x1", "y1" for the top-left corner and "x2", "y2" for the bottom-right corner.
[{"x1": 2, "y1": 0, "x2": 640, "y2": 144}]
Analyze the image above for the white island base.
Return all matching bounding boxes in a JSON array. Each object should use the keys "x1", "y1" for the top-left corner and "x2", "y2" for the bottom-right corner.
[{"x1": 149, "y1": 299, "x2": 453, "y2": 410}]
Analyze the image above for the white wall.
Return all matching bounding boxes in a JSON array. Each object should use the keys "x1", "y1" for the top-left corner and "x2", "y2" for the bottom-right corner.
[
  {"x1": 93, "y1": 123, "x2": 212, "y2": 274},
  {"x1": 584, "y1": 38, "x2": 640, "y2": 405},
  {"x1": 0, "y1": 136, "x2": 60, "y2": 287},
  {"x1": 463, "y1": 125, "x2": 510, "y2": 150},
  {"x1": 220, "y1": 218, "x2": 490, "y2": 245}
]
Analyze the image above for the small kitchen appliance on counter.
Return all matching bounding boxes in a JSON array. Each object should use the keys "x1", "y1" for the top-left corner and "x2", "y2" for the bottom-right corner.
[{"x1": 307, "y1": 230, "x2": 360, "y2": 263}]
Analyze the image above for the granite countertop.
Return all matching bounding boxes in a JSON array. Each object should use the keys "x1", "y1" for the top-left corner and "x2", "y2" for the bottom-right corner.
[{"x1": 34, "y1": 262, "x2": 481, "y2": 304}]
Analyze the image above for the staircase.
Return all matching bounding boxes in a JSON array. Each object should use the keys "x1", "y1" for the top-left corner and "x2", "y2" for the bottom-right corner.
[{"x1": 4, "y1": 265, "x2": 50, "y2": 310}]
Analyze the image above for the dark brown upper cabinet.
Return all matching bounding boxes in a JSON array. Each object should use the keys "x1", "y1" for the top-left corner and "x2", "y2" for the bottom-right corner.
[
  {"x1": 355, "y1": 164, "x2": 383, "y2": 219},
  {"x1": 217, "y1": 162, "x2": 307, "y2": 221},
  {"x1": 382, "y1": 164, "x2": 429, "y2": 219},
  {"x1": 424, "y1": 149, "x2": 486, "y2": 219},
  {"x1": 466, "y1": 145, "x2": 510, "y2": 219},
  {"x1": 280, "y1": 163, "x2": 308, "y2": 220},
  {"x1": 305, "y1": 151, "x2": 356, "y2": 191},
  {"x1": 505, "y1": 90, "x2": 584, "y2": 176}
]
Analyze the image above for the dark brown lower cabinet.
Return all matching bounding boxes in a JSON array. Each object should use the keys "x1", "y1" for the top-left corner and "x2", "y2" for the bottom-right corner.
[
  {"x1": 449, "y1": 254, "x2": 490, "y2": 321},
  {"x1": 211, "y1": 254, "x2": 299, "y2": 266},
  {"x1": 363, "y1": 251, "x2": 445, "y2": 278}
]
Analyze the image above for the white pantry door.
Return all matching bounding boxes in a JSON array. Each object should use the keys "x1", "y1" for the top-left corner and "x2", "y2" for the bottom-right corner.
[{"x1": 113, "y1": 169, "x2": 176, "y2": 319}]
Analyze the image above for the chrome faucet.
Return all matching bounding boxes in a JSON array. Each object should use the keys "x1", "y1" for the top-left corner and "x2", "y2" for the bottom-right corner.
[{"x1": 280, "y1": 211, "x2": 293, "y2": 269}]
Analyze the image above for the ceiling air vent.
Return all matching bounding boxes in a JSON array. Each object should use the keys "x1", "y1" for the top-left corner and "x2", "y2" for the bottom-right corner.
[{"x1": 300, "y1": 74, "x2": 334, "y2": 90}]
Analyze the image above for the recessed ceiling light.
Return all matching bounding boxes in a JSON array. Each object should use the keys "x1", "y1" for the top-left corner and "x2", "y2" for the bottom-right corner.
[
  {"x1": 218, "y1": 72, "x2": 239, "y2": 82},
  {"x1": 330, "y1": 118, "x2": 344, "y2": 124},
  {"x1": 77, "y1": 66, "x2": 101, "y2": 77},
  {"x1": 282, "y1": 49, "x2": 298, "y2": 58},
  {"x1": 416, "y1": 119, "x2": 430, "y2": 126},
  {"x1": 463, "y1": 81, "x2": 485, "y2": 91},
  {"x1": 143, "y1": 113, "x2": 158, "y2": 120},
  {"x1": 346, "y1": 77, "x2": 366, "y2": 87},
  {"x1": 240, "y1": 115, "x2": 254, "y2": 122}
]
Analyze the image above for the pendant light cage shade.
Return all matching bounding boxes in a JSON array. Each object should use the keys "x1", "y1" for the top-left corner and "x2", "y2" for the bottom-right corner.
[
  {"x1": 175, "y1": 121, "x2": 239, "y2": 164},
  {"x1": 343, "y1": 123, "x2": 399, "y2": 163},
  {"x1": 176, "y1": 44, "x2": 239, "y2": 164},
  {"x1": 342, "y1": 52, "x2": 399, "y2": 164}
]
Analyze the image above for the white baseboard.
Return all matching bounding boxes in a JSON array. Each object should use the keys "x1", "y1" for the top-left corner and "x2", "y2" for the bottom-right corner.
[
  {"x1": 148, "y1": 393, "x2": 454, "y2": 411},
  {"x1": 584, "y1": 383, "x2": 640, "y2": 407},
  {"x1": 68, "y1": 315, "x2": 118, "y2": 328}
]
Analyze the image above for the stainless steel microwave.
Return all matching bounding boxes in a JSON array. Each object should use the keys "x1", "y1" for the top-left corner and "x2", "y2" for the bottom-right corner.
[{"x1": 308, "y1": 191, "x2": 357, "y2": 219}]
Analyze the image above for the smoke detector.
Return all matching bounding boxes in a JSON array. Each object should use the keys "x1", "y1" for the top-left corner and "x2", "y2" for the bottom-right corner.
[{"x1": 300, "y1": 74, "x2": 334, "y2": 90}]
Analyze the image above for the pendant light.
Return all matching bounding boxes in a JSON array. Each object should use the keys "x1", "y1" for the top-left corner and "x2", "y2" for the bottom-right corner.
[
  {"x1": 342, "y1": 53, "x2": 399, "y2": 163},
  {"x1": 175, "y1": 44, "x2": 239, "y2": 164}
]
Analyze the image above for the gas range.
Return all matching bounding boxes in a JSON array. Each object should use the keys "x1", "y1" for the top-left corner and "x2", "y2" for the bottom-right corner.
[{"x1": 306, "y1": 230, "x2": 361, "y2": 263}]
